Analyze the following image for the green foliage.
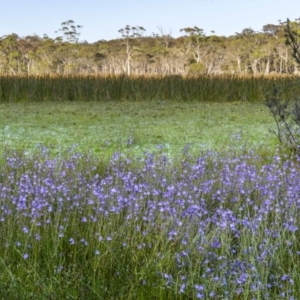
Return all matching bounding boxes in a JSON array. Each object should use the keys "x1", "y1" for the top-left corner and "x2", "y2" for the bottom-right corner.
[
  {"x1": 265, "y1": 18, "x2": 300, "y2": 154},
  {"x1": 285, "y1": 18, "x2": 300, "y2": 66},
  {"x1": 265, "y1": 81, "x2": 300, "y2": 154},
  {"x1": 188, "y1": 63, "x2": 206, "y2": 74}
]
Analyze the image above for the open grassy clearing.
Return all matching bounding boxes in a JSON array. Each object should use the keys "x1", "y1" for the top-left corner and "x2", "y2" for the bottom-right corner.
[{"x1": 0, "y1": 101, "x2": 277, "y2": 159}]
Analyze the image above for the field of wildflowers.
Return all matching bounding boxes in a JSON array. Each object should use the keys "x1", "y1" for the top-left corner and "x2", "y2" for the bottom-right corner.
[
  {"x1": 0, "y1": 145, "x2": 299, "y2": 299},
  {"x1": 1, "y1": 74, "x2": 299, "y2": 298}
]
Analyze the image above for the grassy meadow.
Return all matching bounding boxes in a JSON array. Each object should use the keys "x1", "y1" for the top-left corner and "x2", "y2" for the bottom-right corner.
[
  {"x1": 1, "y1": 75, "x2": 300, "y2": 299},
  {"x1": 0, "y1": 100, "x2": 276, "y2": 158}
]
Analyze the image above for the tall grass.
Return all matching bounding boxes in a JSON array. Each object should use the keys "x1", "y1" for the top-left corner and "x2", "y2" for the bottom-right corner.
[
  {"x1": 1, "y1": 146, "x2": 300, "y2": 299},
  {"x1": 1, "y1": 74, "x2": 300, "y2": 102}
]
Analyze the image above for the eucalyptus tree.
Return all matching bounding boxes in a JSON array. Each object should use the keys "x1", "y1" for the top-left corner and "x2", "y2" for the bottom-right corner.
[
  {"x1": 17, "y1": 35, "x2": 41, "y2": 74},
  {"x1": 203, "y1": 34, "x2": 227, "y2": 74},
  {"x1": 157, "y1": 26, "x2": 173, "y2": 49},
  {"x1": 118, "y1": 25, "x2": 146, "y2": 75},
  {"x1": 233, "y1": 28, "x2": 258, "y2": 73},
  {"x1": 55, "y1": 20, "x2": 83, "y2": 43},
  {"x1": 35, "y1": 37, "x2": 61, "y2": 74},
  {"x1": 178, "y1": 26, "x2": 210, "y2": 74},
  {"x1": 262, "y1": 24, "x2": 280, "y2": 39},
  {"x1": 179, "y1": 26, "x2": 207, "y2": 62},
  {"x1": 262, "y1": 23, "x2": 288, "y2": 73},
  {"x1": 249, "y1": 32, "x2": 270, "y2": 74},
  {"x1": 226, "y1": 36, "x2": 246, "y2": 73},
  {"x1": 0, "y1": 34, "x2": 21, "y2": 74}
]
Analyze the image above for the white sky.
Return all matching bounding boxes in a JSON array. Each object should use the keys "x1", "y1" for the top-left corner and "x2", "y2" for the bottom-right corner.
[{"x1": 0, "y1": 0, "x2": 299, "y2": 42}]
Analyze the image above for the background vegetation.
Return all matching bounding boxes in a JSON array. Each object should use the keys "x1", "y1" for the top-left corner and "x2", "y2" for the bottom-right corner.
[{"x1": 1, "y1": 18, "x2": 300, "y2": 76}]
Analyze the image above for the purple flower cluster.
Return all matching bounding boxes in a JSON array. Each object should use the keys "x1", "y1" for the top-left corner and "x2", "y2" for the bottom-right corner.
[{"x1": 1, "y1": 148, "x2": 300, "y2": 298}]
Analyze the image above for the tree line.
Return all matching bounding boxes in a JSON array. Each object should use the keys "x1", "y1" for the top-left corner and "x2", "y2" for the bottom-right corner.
[{"x1": 1, "y1": 18, "x2": 300, "y2": 76}]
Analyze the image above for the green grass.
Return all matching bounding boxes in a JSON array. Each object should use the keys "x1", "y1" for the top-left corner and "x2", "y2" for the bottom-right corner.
[{"x1": 0, "y1": 101, "x2": 277, "y2": 159}]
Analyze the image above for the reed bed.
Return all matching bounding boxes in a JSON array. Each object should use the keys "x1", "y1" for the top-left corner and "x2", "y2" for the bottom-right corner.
[{"x1": 1, "y1": 74, "x2": 300, "y2": 102}]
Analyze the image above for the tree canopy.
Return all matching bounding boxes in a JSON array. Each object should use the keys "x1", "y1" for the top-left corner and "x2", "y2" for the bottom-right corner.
[{"x1": 1, "y1": 19, "x2": 300, "y2": 75}]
